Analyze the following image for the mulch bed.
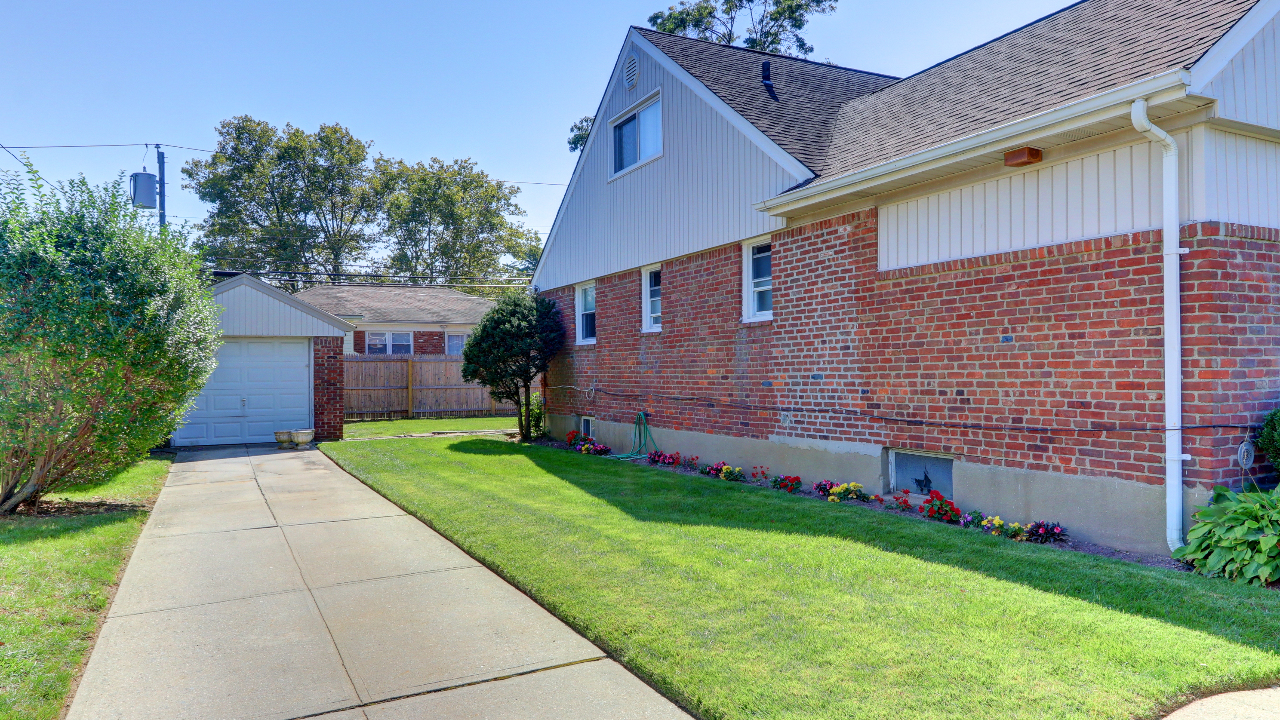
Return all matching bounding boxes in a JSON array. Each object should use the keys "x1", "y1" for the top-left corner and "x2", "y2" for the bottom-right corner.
[
  {"x1": 9, "y1": 499, "x2": 151, "y2": 518},
  {"x1": 533, "y1": 438, "x2": 1191, "y2": 573}
]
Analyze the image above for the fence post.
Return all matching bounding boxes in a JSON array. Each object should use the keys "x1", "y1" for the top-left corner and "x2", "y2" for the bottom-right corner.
[{"x1": 406, "y1": 356, "x2": 414, "y2": 419}]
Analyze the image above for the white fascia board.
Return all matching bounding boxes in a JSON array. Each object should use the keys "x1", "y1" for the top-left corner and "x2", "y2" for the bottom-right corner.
[
  {"x1": 532, "y1": 32, "x2": 635, "y2": 290},
  {"x1": 212, "y1": 274, "x2": 356, "y2": 332},
  {"x1": 756, "y1": 69, "x2": 1191, "y2": 216},
  {"x1": 1188, "y1": 0, "x2": 1280, "y2": 94},
  {"x1": 629, "y1": 31, "x2": 814, "y2": 182}
]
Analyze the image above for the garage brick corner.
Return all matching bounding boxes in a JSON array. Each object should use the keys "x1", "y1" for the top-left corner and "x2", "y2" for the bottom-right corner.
[{"x1": 173, "y1": 274, "x2": 355, "y2": 447}]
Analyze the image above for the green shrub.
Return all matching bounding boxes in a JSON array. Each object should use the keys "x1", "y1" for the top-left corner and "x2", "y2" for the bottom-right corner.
[
  {"x1": 1174, "y1": 485, "x2": 1280, "y2": 586},
  {"x1": 0, "y1": 167, "x2": 220, "y2": 513},
  {"x1": 1256, "y1": 409, "x2": 1280, "y2": 473}
]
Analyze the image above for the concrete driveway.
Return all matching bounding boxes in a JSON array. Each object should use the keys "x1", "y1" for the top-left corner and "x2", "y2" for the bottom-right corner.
[{"x1": 67, "y1": 445, "x2": 690, "y2": 720}]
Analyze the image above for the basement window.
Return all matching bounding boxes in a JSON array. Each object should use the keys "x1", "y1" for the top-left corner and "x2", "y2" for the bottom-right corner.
[
  {"x1": 890, "y1": 450, "x2": 953, "y2": 497},
  {"x1": 581, "y1": 416, "x2": 594, "y2": 438}
]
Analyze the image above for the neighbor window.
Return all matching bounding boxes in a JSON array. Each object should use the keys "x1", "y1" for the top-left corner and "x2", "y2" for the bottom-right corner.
[
  {"x1": 743, "y1": 241, "x2": 772, "y2": 321},
  {"x1": 577, "y1": 282, "x2": 597, "y2": 343},
  {"x1": 641, "y1": 264, "x2": 661, "y2": 332},
  {"x1": 366, "y1": 331, "x2": 411, "y2": 355},
  {"x1": 613, "y1": 98, "x2": 661, "y2": 173},
  {"x1": 446, "y1": 333, "x2": 467, "y2": 355}
]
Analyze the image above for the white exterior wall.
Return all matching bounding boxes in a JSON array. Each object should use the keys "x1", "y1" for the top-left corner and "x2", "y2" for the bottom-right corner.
[
  {"x1": 878, "y1": 133, "x2": 1202, "y2": 271},
  {"x1": 1201, "y1": 125, "x2": 1280, "y2": 228},
  {"x1": 534, "y1": 41, "x2": 801, "y2": 291},
  {"x1": 216, "y1": 283, "x2": 347, "y2": 337},
  {"x1": 1203, "y1": 12, "x2": 1280, "y2": 131}
]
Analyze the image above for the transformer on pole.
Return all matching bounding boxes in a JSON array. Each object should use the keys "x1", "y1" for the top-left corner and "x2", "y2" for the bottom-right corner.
[{"x1": 128, "y1": 145, "x2": 167, "y2": 227}]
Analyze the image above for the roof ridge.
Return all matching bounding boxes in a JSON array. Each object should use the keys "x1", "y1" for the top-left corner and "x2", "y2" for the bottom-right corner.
[{"x1": 631, "y1": 26, "x2": 899, "y2": 79}]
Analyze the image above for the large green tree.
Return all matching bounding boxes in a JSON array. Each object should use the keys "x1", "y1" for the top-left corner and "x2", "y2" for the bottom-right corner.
[
  {"x1": 462, "y1": 293, "x2": 564, "y2": 441},
  {"x1": 567, "y1": 116, "x2": 594, "y2": 153},
  {"x1": 183, "y1": 116, "x2": 384, "y2": 285},
  {"x1": 649, "y1": 0, "x2": 838, "y2": 56},
  {"x1": 0, "y1": 166, "x2": 220, "y2": 513},
  {"x1": 376, "y1": 157, "x2": 541, "y2": 291}
]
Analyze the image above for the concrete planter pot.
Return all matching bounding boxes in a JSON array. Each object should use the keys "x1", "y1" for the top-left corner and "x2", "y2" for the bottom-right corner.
[
  {"x1": 275, "y1": 430, "x2": 295, "y2": 449},
  {"x1": 291, "y1": 429, "x2": 316, "y2": 448}
]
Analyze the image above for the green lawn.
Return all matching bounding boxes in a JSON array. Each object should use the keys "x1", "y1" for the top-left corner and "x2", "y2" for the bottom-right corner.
[
  {"x1": 343, "y1": 415, "x2": 517, "y2": 438},
  {"x1": 322, "y1": 437, "x2": 1280, "y2": 720},
  {"x1": 0, "y1": 457, "x2": 171, "y2": 720}
]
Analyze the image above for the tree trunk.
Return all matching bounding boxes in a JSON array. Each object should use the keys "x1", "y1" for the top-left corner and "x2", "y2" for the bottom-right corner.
[{"x1": 519, "y1": 380, "x2": 532, "y2": 442}]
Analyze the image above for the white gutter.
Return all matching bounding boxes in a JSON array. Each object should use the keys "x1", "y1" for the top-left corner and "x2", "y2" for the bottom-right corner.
[
  {"x1": 1130, "y1": 98, "x2": 1185, "y2": 554},
  {"x1": 756, "y1": 69, "x2": 1192, "y2": 217}
]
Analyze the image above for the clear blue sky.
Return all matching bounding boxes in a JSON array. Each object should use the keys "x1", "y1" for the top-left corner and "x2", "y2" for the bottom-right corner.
[{"x1": 2, "y1": 0, "x2": 1067, "y2": 244}]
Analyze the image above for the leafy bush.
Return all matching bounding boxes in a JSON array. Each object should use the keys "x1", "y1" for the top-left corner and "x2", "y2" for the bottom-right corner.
[
  {"x1": 828, "y1": 482, "x2": 865, "y2": 502},
  {"x1": 961, "y1": 510, "x2": 986, "y2": 529},
  {"x1": 702, "y1": 461, "x2": 729, "y2": 477},
  {"x1": 567, "y1": 431, "x2": 610, "y2": 455},
  {"x1": 1175, "y1": 486, "x2": 1280, "y2": 586},
  {"x1": 0, "y1": 169, "x2": 219, "y2": 513},
  {"x1": 528, "y1": 391, "x2": 546, "y2": 438},
  {"x1": 1256, "y1": 408, "x2": 1280, "y2": 472},
  {"x1": 719, "y1": 465, "x2": 746, "y2": 482}
]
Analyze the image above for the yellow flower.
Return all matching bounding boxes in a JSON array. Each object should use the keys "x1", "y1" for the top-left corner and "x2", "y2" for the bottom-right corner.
[{"x1": 828, "y1": 495, "x2": 840, "y2": 502}]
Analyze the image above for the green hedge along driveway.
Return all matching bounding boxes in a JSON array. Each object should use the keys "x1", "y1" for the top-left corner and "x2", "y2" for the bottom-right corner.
[{"x1": 322, "y1": 438, "x2": 1280, "y2": 720}]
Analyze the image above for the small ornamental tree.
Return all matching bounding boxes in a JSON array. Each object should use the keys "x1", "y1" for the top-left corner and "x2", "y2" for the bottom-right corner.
[
  {"x1": 0, "y1": 167, "x2": 221, "y2": 513},
  {"x1": 462, "y1": 292, "x2": 564, "y2": 441}
]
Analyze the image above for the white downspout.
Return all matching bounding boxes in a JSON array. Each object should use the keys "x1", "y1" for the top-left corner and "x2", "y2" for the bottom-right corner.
[{"x1": 1131, "y1": 98, "x2": 1185, "y2": 553}]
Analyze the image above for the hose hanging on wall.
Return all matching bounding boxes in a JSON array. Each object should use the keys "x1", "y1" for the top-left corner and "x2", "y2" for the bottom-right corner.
[{"x1": 613, "y1": 412, "x2": 660, "y2": 460}]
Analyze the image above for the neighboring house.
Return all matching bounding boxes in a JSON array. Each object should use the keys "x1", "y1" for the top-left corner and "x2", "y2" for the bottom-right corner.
[
  {"x1": 534, "y1": 0, "x2": 1280, "y2": 554},
  {"x1": 173, "y1": 274, "x2": 352, "y2": 446},
  {"x1": 295, "y1": 285, "x2": 495, "y2": 356}
]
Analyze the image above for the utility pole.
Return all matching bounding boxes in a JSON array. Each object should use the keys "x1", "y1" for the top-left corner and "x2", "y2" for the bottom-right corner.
[{"x1": 155, "y1": 143, "x2": 167, "y2": 227}]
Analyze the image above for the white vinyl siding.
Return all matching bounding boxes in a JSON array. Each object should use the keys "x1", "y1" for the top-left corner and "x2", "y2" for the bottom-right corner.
[
  {"x1": 215, "y1": 283, "x2": 347, "y2": 337},
  {"x1": 877, "y1": 134, "x2": 1201, "y2": 271},
  {"x1": 535, "y1": 42, "x2": 799, "y2": 291},
  {"x1": 1203, "y1": 12, "x2": 1280, "y2": 131},
  {"x1": 1201, "y1": 126, "x2": 1280, "y2": 228}
]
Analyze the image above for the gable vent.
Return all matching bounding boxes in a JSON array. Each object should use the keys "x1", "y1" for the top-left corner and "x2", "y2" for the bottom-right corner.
[{"x1": 624, "y1": 54, "x2": 639, "y2": 90}]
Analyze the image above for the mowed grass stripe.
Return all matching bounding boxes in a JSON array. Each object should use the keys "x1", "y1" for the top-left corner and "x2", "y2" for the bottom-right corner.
[{"x1": 322, "y1": 438, "x2": 1280, "y2": 720}]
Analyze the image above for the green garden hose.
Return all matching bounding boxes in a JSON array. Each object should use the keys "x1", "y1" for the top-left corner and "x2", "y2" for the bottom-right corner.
[{"x1": 613, "y1": 412, "x2": 659, "y2": 460}]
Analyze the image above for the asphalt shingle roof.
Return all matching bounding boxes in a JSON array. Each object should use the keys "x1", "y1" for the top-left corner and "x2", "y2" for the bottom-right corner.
[
  {"x1": 819, "y1": 0, "x2": 1259, "y2": 179},
  {"x1": 638, "y1": 0, "x2": 1259, "y2": 183},
  {"x1": 295, "y1": 285, "x2": 494, "y2": 325},
  {"x1": 635, "y1": 27, "x2": 899, "y2": 174}
]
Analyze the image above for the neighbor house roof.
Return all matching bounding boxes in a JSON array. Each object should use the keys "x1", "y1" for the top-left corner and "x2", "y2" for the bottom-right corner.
[
  {"x1": 635, "y1": 27, "x2": 899, "y2": 174},
  {"x1": 294, "y1": 285, "x2": 494, "y2": 325},
  {"x1": 816, "y1": 0, "x2": 1259, "y2": 180}
]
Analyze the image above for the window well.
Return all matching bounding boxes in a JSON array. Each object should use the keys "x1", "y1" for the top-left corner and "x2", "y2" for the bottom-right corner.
[{"x1": 891, "y1": 451, "x2": 953, "y2": 497}]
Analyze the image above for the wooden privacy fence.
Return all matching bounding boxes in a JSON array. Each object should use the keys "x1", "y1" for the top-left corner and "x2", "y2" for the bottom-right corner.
[{"x1": 344, "y1": 354, "x2": 518, "y2": 420}]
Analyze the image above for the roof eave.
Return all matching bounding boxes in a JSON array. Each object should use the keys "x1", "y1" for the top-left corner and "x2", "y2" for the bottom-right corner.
[{"x1": 755, "y1": 69, "x2": 1193, "y2": 217}]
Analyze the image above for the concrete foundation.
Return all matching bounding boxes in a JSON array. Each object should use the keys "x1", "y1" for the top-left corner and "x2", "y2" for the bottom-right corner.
[{"x1": 550, "y1": 414, "x2": 1211, "y2": 556}]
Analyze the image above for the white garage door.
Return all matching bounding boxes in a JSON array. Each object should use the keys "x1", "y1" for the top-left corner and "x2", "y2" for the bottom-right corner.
[{"x1": 174, "y1": 337, "x2": 312, "y2": 446}]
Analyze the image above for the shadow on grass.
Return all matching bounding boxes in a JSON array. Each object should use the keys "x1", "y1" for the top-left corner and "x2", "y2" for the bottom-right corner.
[
  {"x1": 448, "y1": 437, "x2": 1280, "y2": 653},
  {"x1": 0, "y1": 510, "x2": 144, "y2": 544}
]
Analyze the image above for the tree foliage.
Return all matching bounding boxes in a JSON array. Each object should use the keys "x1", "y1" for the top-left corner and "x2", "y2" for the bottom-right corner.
[
  {"x1": 648, "y1": 0, "x2": 838, "y2": 56},
  {"x1": 376, "y1": 157, "x2": 541, "y2": 292},
  {"x1": 461, "y1": 293, "x2": 565, "y2": 441},
  {"x1": 568, "y1": 116, "x2": 594, "y2": 153},
  {"x1": 0, "y1": 166, "x2": 220, "y2": 513},
  {"x1": 183, "y1": 116, "x2": 384, "y2": 286}
]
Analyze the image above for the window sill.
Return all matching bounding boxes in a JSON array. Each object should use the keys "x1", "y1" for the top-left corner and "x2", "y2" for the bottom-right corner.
[
  {"x1": 641, "y1": 327, "x2": 662, "y2": 334},
  {"x1": 608, "y1": 152, "x2": 663, "y2": 183},
  {"x1": 576, "y1": 339, "x2": 597, "y2": 346},
  {"x1": 741, "y1": 314, "x2": 773, "y2": 325}
]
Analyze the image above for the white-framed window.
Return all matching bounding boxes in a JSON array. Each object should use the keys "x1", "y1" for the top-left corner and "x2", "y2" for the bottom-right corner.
[
  {"x1": 641, "y1": 264, "x2": 661, "y2": 332},
  {"x1": 446, "y1": 333, "x2": 467, "y2": 356},
  {"x1": 612, "y1": 96, "x2": 661, "y2": 175},
  {"x1": 366, "y1": 331, "x2": 412, "y2": 355},
  {"x1": 581, "y1": 416, "x2": 594, "y2": 438},
  {"x1": 576, "y1": 281, "x2": 597, "y2": 344},
  {"x1": 742, "y1": 239, "x2": 773, "y2": 321}
]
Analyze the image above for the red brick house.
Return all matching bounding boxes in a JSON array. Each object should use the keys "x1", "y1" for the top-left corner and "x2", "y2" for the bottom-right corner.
[
  {"x1": 533, "y1": 0, "x2": 1280, "y2": 554},
  {"x1": 296, "y1": 284, "x2": 494, "y2": 356}
]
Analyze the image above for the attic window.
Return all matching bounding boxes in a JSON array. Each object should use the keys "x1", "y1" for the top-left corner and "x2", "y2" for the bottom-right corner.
[
  {"x1": 624, "y1": 54, "x2": 639, "y2": 90},
  {"x1": 613, "y1": 98, "x2": 661, "y2": 173}
]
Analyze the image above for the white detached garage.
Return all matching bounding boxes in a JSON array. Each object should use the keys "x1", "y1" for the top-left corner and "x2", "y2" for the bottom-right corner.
[{"x1": 173, "y1": 274, "x2": 354, "y2": 447}]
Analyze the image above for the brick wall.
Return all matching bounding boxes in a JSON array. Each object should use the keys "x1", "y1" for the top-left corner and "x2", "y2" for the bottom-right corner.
[
  {"x1": 313, "y1": 336, "x2": 345, "y2": 441},
  {"x1": 353, "y1": 330, "x2": 366, "y2": 354},
  {"x1": 414, "y1": 331, "x2": 445, "y2": 355},
  {"x1": 544, "y1": 210, "x2": 1280, "y2": 491}
]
